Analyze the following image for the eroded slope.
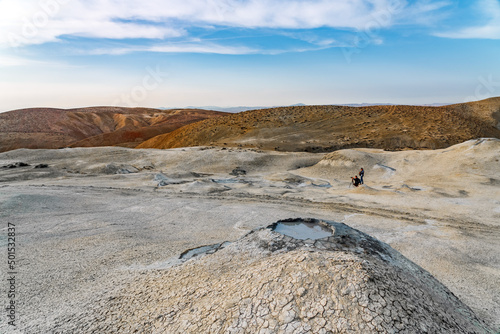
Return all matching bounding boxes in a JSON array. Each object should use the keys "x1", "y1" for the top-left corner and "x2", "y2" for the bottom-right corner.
[{"x1": 138, "y1": 97, "x2": 500, "y2": 152}]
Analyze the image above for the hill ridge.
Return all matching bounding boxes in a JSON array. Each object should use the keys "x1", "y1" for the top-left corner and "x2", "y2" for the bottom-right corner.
[
  {"x1": 0, "y1": 107, "x2": 228, "y2": 152},
  {"x1": 137, "y1": 97, "x2": 500, "y2": 152}
]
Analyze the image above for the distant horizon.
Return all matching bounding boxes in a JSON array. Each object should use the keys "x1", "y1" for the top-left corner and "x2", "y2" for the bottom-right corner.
[
  {"x1": 4, "y1": 98, "x2": 497, "y2": 114},
  {"x1": 1, "y1": 93, "x2": 498, "y2": 114}
]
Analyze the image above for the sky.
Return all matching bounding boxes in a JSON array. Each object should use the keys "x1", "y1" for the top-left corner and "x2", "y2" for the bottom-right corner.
[{"x1": 0, "y1": 0, "x2": 499, "y2": 112}]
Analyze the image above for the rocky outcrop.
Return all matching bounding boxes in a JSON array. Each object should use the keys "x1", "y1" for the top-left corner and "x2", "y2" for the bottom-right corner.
[{"x1": 1, "y1": 162, "x2": 30, "y2": 168}]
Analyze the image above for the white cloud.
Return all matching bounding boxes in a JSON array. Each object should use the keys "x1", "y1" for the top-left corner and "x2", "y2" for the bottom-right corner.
[
  {"x1": 89, "y1": 42, "x2": 258, "y2": 55},
  {"x1": 148, "y1": 43, "x2": 256, "y2": 54},
  {"x1": 87, "y1": 40, "x2": 340, "y2": 56},
  {"x1": 435, "y1": 0, "x2": 500, "y2": 39},
  {"x1": 395, "y1": 1, "x2": 451, "y2": 25},
  {"x1": 0, "y1": 0, "x2": 451, "y2": 51}
]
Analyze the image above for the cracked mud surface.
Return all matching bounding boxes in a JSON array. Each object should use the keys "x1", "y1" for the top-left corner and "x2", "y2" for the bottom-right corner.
[
  {"x1": 50, "y1": 221, "x2": 492, "y2": 333},
  {"x1": 0, "y1": 140, "x2": 499, "y2": 333}
]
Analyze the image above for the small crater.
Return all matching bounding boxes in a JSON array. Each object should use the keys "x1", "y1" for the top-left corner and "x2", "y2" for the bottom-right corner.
[{"x1": 269, "y1": 218, "x2": 333, "y2": 240}]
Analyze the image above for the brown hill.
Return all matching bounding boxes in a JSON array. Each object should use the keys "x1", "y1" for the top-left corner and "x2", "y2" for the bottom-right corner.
[
  {"x1": 137, "y1": 97, "x2": 500, "y2": 152},
  {"x1": 0, "y1": 107, "x2": 227, "y2": 152}
]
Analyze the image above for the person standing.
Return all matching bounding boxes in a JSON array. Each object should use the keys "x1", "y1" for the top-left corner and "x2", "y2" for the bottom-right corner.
[{"x1": 359, "y1": 168, "x2": 364, "y2": 184}]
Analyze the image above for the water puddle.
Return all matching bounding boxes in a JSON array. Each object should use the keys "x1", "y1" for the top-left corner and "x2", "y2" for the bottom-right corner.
[
  {"x1": 179, "y1": 242, "x2": 231, "y2": 260},
  {"x1": 212, "y1": 178, "x2": 240, "y2": 184},
  {"x1": 312, "y1": 182, "x2": 332, "y2": 188},
  {"x1": 271, "y1": 219, "x2": 333, "y2": 240}
]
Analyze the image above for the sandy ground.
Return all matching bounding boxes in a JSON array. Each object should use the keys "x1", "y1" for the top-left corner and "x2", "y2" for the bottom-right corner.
[{"x1": 0, "y1": 139, "x2": 499, "y2": 333}]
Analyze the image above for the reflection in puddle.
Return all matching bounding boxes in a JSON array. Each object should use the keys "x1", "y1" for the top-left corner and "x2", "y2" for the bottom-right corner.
[{"x1": 272, "y1": 221, "x2": 333, "y2": 240}]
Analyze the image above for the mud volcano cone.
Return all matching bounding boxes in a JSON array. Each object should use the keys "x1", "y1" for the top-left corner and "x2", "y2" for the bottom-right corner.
[{"x1": 78, "y1": 218, "x2": 492, "y2": 333}]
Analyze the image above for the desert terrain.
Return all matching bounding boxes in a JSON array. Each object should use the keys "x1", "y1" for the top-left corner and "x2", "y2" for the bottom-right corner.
[
  {"x1": 2, "y1": 98, "x2": 499, "y2": 156},
  {"x1": 138, "y1": 97, "x2": 500, "y2": 152},
  {"x1": 0, "y1": 137, "x2": 499, "y2": 333},
  {"x1": 0, "y1": 107, "x2": 227, "y2": 152}
]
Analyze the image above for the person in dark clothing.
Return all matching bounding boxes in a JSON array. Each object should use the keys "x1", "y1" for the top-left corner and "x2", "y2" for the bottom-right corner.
[
  {"x1": 351, "y1": 176, "x2": 361, "y2": 187},
  {"x1": 359, "y1": 168, "x2": 364, "y2": 184}
]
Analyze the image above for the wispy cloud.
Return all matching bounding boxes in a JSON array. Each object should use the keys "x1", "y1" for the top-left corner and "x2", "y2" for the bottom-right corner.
[
  {"x1": 87, "y1": 39, "x2": 343, "y2": 56},
  {"x1": 89, "y1": 42, "x2": 258, "y2": 55},
  {"x1": 0, "y1": 0, "x2": 453, "y2": 53},
  {"x1": 395, "y1": 1, "x2": 451, "y2": 25},
  {"x1": 435, "y1": 0, "x2": 500, "y2": 39}
]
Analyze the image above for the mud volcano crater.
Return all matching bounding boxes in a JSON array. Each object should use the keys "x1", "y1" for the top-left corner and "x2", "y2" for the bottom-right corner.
[
  {"x1": 265, "y1": 218, "x2": 391, "y2": 261},
  {"x1": 270, "y1": 218, "x2": 333, "y2": 240},
  {"x1": 63, "y1": 218, "x2": 493, "y2": 333}
]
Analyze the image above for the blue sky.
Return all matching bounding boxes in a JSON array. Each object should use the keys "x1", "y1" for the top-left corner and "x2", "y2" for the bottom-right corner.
[{"x1": 0, "y1": 0, "x2": 499, "y2": 111}]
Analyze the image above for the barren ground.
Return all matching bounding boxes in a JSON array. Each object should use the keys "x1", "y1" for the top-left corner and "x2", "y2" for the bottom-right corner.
[{"x1": 0, "y1": 139, "x2": 499, "y2": 333}]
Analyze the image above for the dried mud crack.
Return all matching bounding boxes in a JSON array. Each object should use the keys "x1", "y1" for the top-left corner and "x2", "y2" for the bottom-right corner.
[{"x1": 50, "y1": 219, "x2": 493, "y2": 333}]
